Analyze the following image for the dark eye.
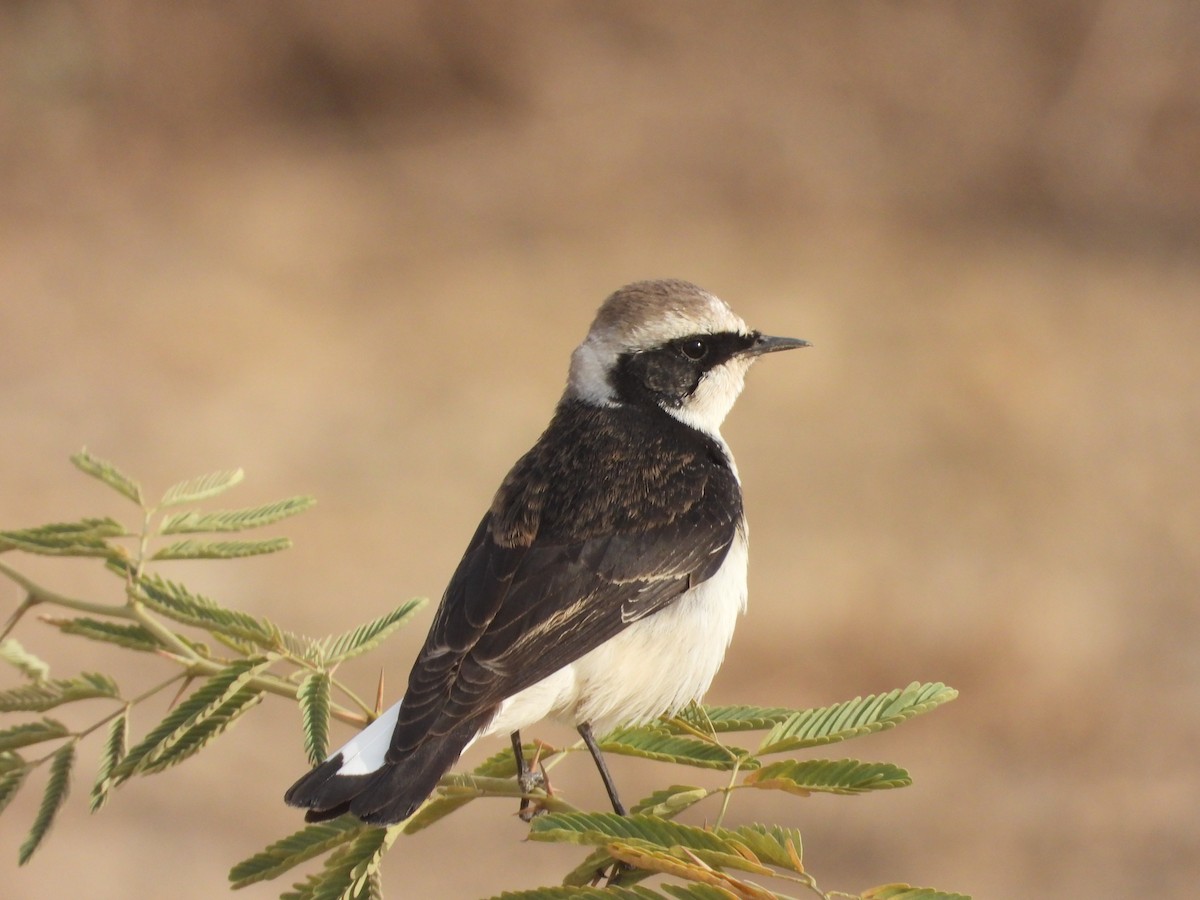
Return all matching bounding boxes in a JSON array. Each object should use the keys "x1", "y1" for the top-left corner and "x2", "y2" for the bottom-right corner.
[{"x1": 679, "y1": 338, "x2": 708, "y2": 361}]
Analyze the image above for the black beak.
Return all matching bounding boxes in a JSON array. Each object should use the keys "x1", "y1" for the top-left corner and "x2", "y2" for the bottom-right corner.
[{"x1": 745, "y1": 333, "x2": 810, "y2": 357}]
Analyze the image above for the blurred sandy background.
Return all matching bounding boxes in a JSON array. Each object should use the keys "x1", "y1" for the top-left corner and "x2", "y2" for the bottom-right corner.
[{"x1": 2, "y1": 3, "x2": 1198, "y2": 898}]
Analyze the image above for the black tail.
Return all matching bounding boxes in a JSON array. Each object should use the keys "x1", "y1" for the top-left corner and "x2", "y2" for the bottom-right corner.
[{"x1": 283, "y1": 717, "x2": 485, "y2": 826}]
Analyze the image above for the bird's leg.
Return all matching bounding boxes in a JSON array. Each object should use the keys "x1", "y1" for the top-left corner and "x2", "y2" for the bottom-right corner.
[
  {"x1": 577, "y1": 722, "x2": 626, "y2": 816},
  {"x1": 511, "y1": 730, "x2": 546, "y2": 822},
  {"x1": 578, "y1": 722, "x2": 631, "y2": 886}
]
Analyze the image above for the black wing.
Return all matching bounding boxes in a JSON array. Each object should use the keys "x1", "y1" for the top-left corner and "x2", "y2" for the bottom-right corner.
[{"x1": 386, "y1": 399, "x2": 742, "y2": 757}]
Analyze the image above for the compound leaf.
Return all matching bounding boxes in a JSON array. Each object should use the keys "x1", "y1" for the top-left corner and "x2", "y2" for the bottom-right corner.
[
  {"x1": 320, "y1": 599, "x2": 426, "y2": 664},
  {"x1": 70, "y1": 450, "x2": 142, "y2": 505},
  {"x1": 398, "y1": 791, "x2": 478, "y2": 834},
  {"x1": 490, "y1": 886, "x2": 666, "y2": 899},
  {"x1": 758, "y1": 683, "x2": 958, "y2": 755},
  {"x1": 152, "y1": 537, "x2": 292, "y2": 560},
  {"x1": 113, "y1": 658, "x2": 270, "y2": 782},
  {"x1": 0, "y1": 718, "x2": 69, "y2": 753},
  {"x1": 18, "y1": 740, "x2": 75, "y2": 865},
  {"x1": 0, "y1": 760, "x2": 29, "y2": 815},
  {"x1": 229, "y1": 816, "x2": 365, "y2": 889},
  {"x1": 297, "y1": 672, "x2": 331, "y2": 766},
  {"x1": 160, "y1": 469, "x2": 245, "y2": 507},
  {"x1": 661, "y1": 887, "x2": 749, "y2": 900},
  {"x1": 135, "y1": 573, "x2": 283, "y2": 649},
  {"x1": 687, "y1": 704, "x2": 799, "y2": 733},
  {"x1": 862, "y1": 886, "x2": 972, "y2": 900},
  {"x1": 530, "y1": 812, "x2": 745, "y2": 863},
  {"x1": 0, "y1": 517, "x2": 126, "y2": 558},
  {"x1": 160, "y1": 496, "x2": 315, "y2": 534},
  {"x1": 0, "y1": 673, "x2": 120, "y2": 712},
  {"x1": 90, "y1": 712, "x2": 128, "y2": 812},
  {"x1": 600, "y1": 725, "x2": 752, "y2": 771},
  {"x1": 140, "y1": 689, "x2": 263, "y2": 776},
  {"x1": 745, "y1": 758, "x2": 911, "y2": 795},
  {"x1": 40, "y1": 616, "x2": 169, "y2": 654},
  {"x1": 280, "y1": 825, "x2": 396, "y2": 900},
  {"x1": 0, "y1": 639, "x2": 50, "y2": 682},
  {"x1": 630, "y1": 785, "x2": 710, "y2": 817}
]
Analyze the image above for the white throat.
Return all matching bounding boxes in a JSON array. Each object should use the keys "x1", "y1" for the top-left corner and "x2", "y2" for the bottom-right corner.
[{"x1": 661, "y1": 355, "x2": 754, "y2": 439}]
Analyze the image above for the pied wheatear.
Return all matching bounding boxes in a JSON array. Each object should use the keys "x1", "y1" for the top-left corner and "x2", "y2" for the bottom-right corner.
[{"x1": 285, "y1": 279, "x2": 807, "y2": 825}]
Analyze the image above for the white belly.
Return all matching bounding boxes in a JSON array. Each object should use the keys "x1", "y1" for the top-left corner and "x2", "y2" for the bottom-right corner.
[{"x1": 486, "y1": 528, "x2": 749, "y2": 737}]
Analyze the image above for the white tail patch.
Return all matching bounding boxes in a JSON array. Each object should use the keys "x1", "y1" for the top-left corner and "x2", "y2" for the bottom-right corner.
[
  {"x1": 331, "y1": 698, "x2": 484, "y2": 777},
  {"x1": 332, "y1": 700, "x2": 402, "y2": 776}
]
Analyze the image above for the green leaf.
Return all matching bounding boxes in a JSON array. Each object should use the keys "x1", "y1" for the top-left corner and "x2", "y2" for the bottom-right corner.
[
  {"x1": 228, "y1": 816, "x2": 365, "y2": 889},
  {"x1": 90, "y1": 712, "x2": 128, "y2": 812},
  {"x1": 0, "y1": 673, "x2": 120, "y2": 712},
  {"x1": 0, "y1": 751, "x2": 24, "y2": 774},
  {"x1": 398, "y1": 791, "x2": 477, "y2": 834},
  {"x1": 151, "y1": 537, "x2": 292, "y2": 560},
  {"x1": 135, "y1": 573, "x2": 283, "y2": 649},
  {"x1": 298, "y1": 672, "x2": 331, "y2": 766},
  {"x1": 141, "y1": 688, "x2": 263, "y2": 775},
  {"x1": 41, "y1": 616, "x2": 171, "y2": 654},
  {"x1": 18, "y1": 740, "x2": 75, "y2": 865},
  {"x1": 0, "y1": 718, "x2": 69, "y2": 752},
  {"x1": 630, "y1": 784, "x2": 710, "y2": 817},
  {"x1": 664, "y1": 702, "x2": 718, "y2": 739},
  {"x1": 600, "y1": 725, "x2": 753, "y2": 771},
  {"x1": 0, "y1": 517, "x2": 126, "y2": 558},
  {"x1": 690, "y1": 704, "x2": 799, "y2": 733},
  {"x1": 470, "y1": 740, "x2": 564, "y2": 779},
  {"x1": 663, "y1": 889, "x2": 742, "y2": 900},
  {"x1": 861, "y1": 885, "x2": 971, "y2": 900},
  {"x1": 160, "y1": 496, "x2": 316, "y2": 534},
  {"x1": 320, "y1": 598, "x2": 427, "y2": 664},
  {"x1": 745, "y1": 758, "x2": 911, "y2": 795},
  {"x1": 0, "y1": 760, "x2": 29, "y2": 815},
  {"x1": 723, "y1": 823, "x2": 805, "y2": 873},
  {"x1": 661, "y1": 886, "x2": 748, "y2": 899},
  {"x1": 281, "y1": 825, "x2": 397, "y2": 900},
  {"x1": 529, "y1": 813, "x2": 757, "y2": 869},
  {"x1": 536, "y1": 814, "x2": 806, "y2": 882},
  {"x1": 604, "y1": 838, "x2": 774, "y2": 889},
  {"x1": 71, "y1": 449, "x2": 143, "y2": 505},
  {"x1": 0, "y1": 638, "x2": 50, "y2": 682},
  {"x1": 758, "y1": 682, "x2": 958, "y2": 755},
  {"x1": 490, "y1": 887, "x2": 667, "y2": 899},
  {"x1": 113, "y1": 658, "x2": 270, "y2": 782},
  {"x1": 530, "y1": 816, "x2": 772, "y2": 883},
  {"x1": 279, "y1": 631, "x2": 324, "y2": 664},
  {"x1": 159, "y1": 469, "x2": 245, "y2": 507},
  {"x1": 472, "y1": 745, "x2": 521, "y2": 779}
]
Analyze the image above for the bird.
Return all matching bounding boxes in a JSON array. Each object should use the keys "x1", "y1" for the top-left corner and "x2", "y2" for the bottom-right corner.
[{"x1": 284, "y1": 278, "x2": 807, "y2": 826}]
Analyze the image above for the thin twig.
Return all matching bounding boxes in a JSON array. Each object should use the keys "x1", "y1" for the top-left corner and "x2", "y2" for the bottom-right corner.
[{"x1": 0, "y1": 560, "x2": 133, "y2": 619}]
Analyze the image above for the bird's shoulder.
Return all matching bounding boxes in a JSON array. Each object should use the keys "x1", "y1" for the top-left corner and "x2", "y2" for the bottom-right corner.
[{"x1": 488, "y1": 399, "x2": 741, "y2": 548}]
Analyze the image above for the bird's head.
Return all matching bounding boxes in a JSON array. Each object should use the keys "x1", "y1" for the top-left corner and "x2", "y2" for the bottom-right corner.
[{"x1": 566, "y1": 279, "x2": 808, "y2": 436}]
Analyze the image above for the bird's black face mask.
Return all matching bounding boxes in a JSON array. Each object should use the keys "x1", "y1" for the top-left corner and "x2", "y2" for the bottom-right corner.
[{"x1": 610, "y1": 331, "x2": 759, "y2": 409}]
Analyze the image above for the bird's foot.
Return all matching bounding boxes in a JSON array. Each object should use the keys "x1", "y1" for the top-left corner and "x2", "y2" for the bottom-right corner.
[
  {"x1": 589, "y1": 860, "x2": 633, "y2": 887},
  {"x1": 516, "y1": 741, "x2": 554, "y2": 822}
]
